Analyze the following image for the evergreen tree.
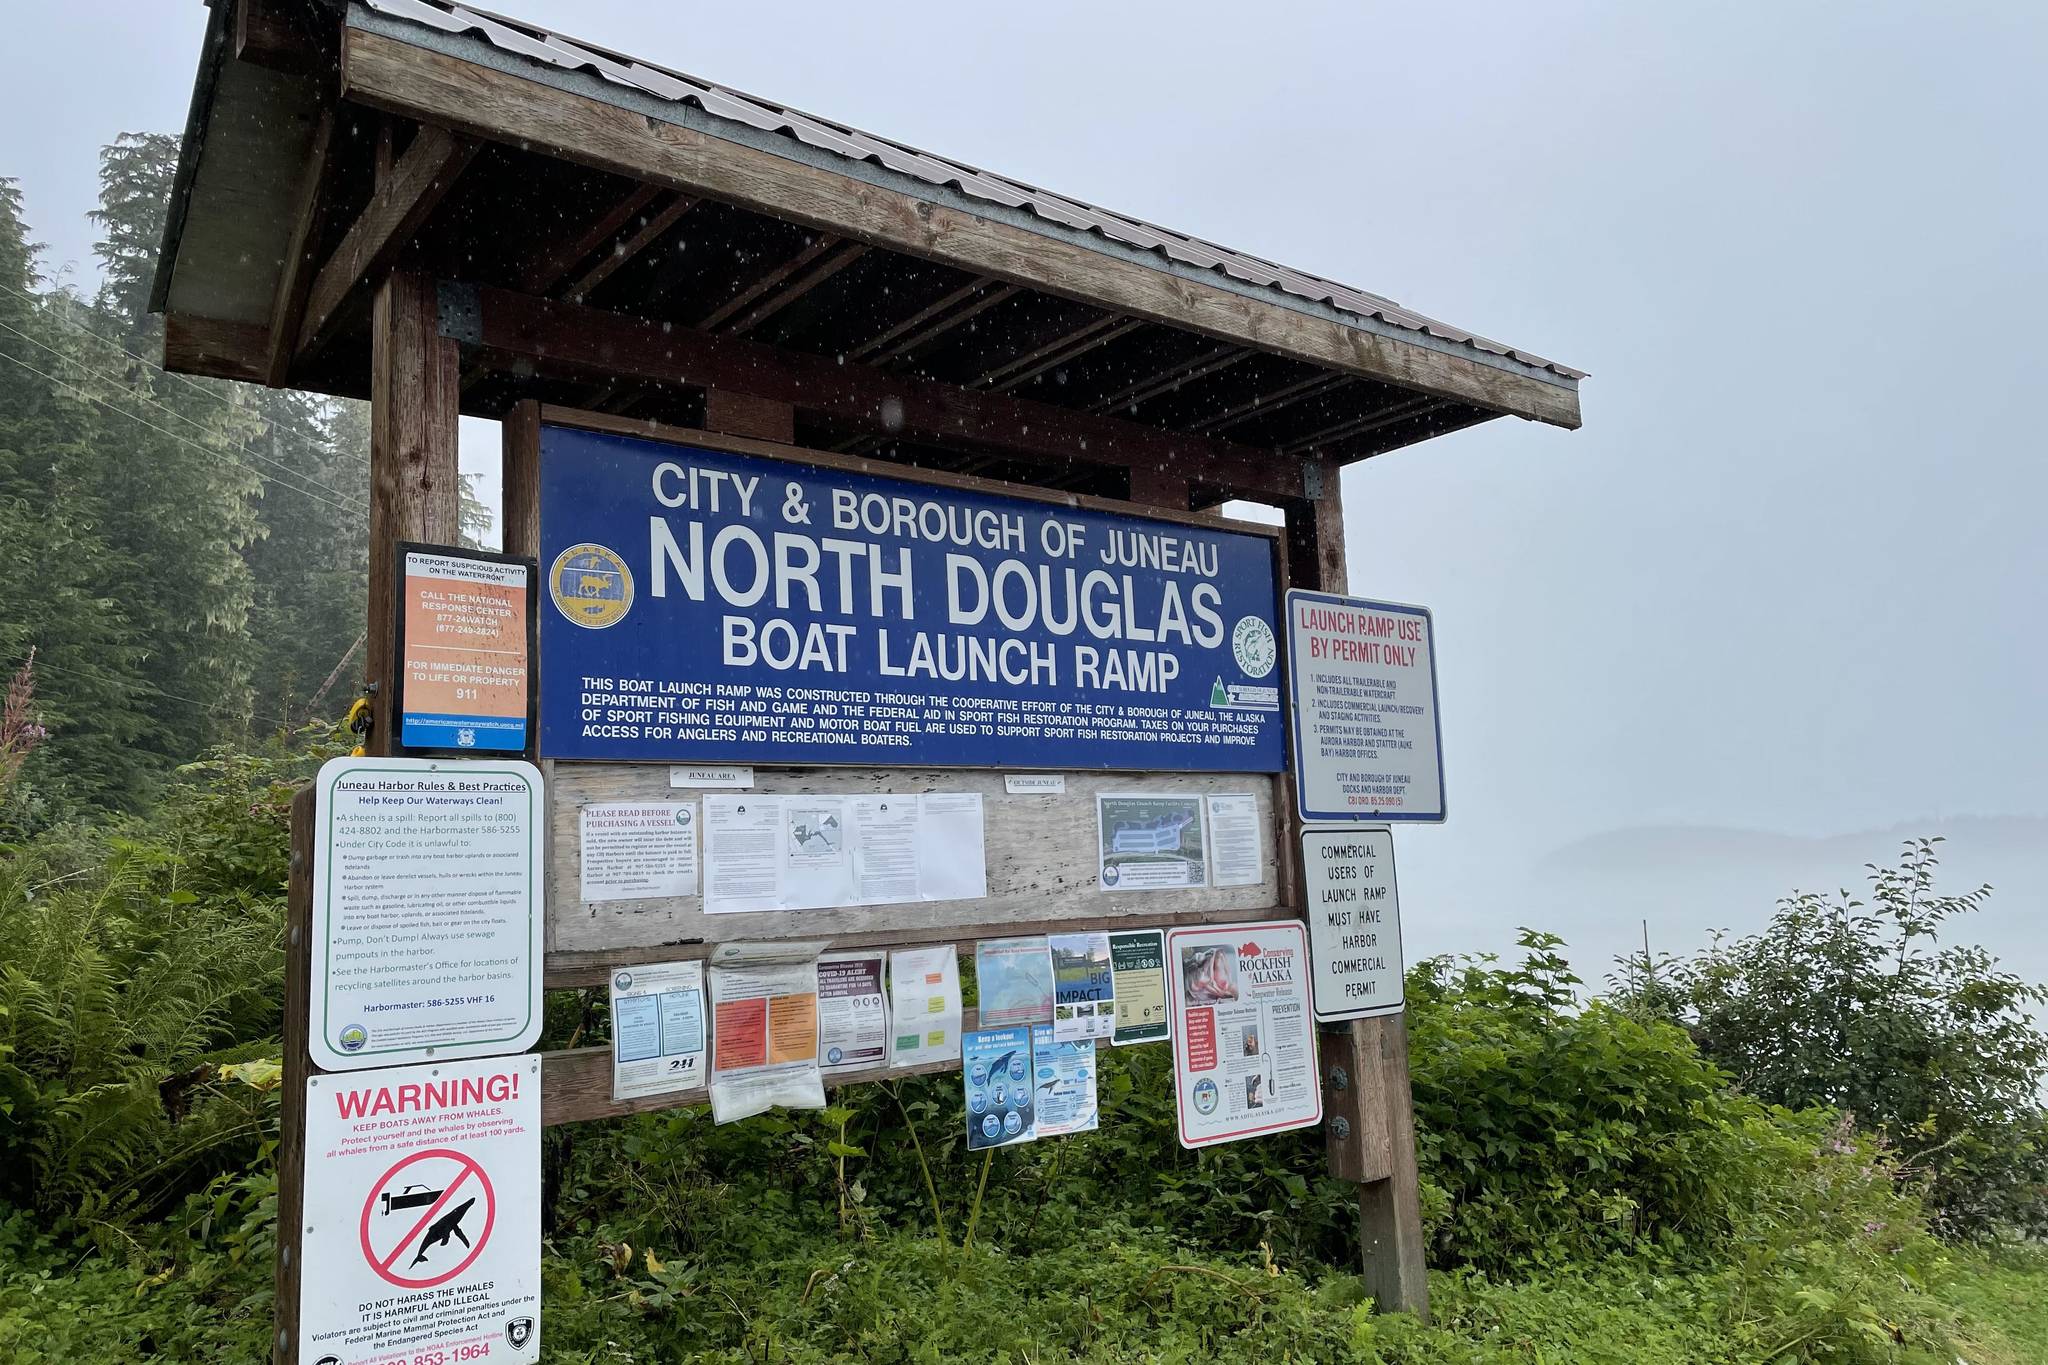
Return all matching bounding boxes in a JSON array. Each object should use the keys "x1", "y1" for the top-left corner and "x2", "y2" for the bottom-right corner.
[
  {"x1": 79, "y1": 132, "x2": 264, "y2": 772},
  {"x1": 1, "y1": 132, "x2": 482, "y2": 815},
  {"x1": 243, "y1": 392, "x2": 370, "y2": 727},
  {"x1": 0, "y1": 177, "x2": 148, "y2": 824}
]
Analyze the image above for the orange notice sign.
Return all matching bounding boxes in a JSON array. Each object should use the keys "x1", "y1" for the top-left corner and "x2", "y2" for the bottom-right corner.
[
  {"x1": 713, "y1": 997, "x2": 768, "y2": 1071},
  {"x1": 767, "y1": 993, "x2": 819, "y2": 1064},
  {"x1": 397, "y1": 546, "x2": 532, "y2": 752}
]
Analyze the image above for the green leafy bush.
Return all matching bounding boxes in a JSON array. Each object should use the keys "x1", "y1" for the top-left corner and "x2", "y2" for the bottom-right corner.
[
  {"x1": 1614, "y1": 838, "x2": 2048, "y2": 1238},
  {"x1": 1408, "y1": 930, "x2": 1773, "y2": 1270}
]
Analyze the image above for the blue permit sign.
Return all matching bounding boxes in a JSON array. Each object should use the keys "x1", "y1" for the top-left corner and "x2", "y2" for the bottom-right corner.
[{"x1": 537, "y1": 424, "x2": 1283, "y2": 770}]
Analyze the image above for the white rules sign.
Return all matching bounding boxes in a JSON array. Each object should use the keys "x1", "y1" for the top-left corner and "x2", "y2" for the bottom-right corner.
[
  {"x1": 311, "y1": 757, "x2": 544, "y2": 1070},
  {"x1": 1300, "y1": 826, "x2": 1405, "y2": 1022}
]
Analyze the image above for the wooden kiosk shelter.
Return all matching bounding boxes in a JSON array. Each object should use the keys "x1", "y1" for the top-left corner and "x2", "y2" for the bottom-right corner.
[{"x1": 154, "y1": 0, "x2": 1582, "y2": 1351}]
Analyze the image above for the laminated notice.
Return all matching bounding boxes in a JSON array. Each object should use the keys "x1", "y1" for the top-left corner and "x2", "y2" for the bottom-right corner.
[
  {"x1": 707, "y1": 941, "x2": 827, "y2": 1123},
  {"x1": 1048, "y1": 931, "x2": 1117, "y2": 1042},
  {"x1": 963, "y1": 1026, "x2": 1035, "y2": 1150},
  {"x1": 974, "y1": 936, "x2": 1055, "y2": 1027},
  {"x1": 1096, "y1": 793, "x2": 1207, "y2": 891},
  {"x1": 887, "y1": 944, "x2": 962, "y2": 1067},
  {"x1": 817, "y1": 951, "x2": 890, "y2": 1071},
  {"x1": 1165, "y1": 920, "x2": 1322, "y2": 1148},
  {"x1": 1108, "y1": 928, "x2": 1170, "y2": 1045},
  {"x1": 1030, "y1": 1023, "x2": 1100, "y2": 1137},
  {"x1": 609, "y1": 960, "x2": 707, "y2": 1101}
]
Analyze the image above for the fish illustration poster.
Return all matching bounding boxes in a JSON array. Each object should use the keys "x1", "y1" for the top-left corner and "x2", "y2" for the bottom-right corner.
[
  {"x1": 1164, "y1": 920, "x2": 1322, "y2": 1149},
  {"x1": 1030, "y1": 1024, "x2": 1100, "y2": 1137},
  {"x1": 962, "y1": 1026, "x2": 1036, "y2": 1150}
]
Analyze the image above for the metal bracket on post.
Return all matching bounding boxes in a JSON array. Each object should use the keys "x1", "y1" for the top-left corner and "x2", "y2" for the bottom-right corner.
[
  {"x1": 436, "y1": 280, "x2": 482, "y2": 345},
  {"x1": 1300, "y1": 456, "x2": 1326, "y2": 501}
]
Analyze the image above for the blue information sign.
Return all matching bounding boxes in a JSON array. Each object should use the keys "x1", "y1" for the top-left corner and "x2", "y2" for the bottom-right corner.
[{"x1": 537, "y1": 424, "x2": 1283, "y2": 770}]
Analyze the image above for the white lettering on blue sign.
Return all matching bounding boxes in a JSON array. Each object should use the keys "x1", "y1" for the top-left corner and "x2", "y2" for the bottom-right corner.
[{"x1": 538, "y1": 425, "x2": 1282, "y2": 770}]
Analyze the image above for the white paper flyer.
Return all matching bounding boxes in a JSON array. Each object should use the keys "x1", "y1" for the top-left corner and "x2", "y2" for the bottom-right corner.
[
  {"x1": 608, "y1": 960, "x2": 707, "y2": 1101},
  {"x1": 887, "y1": 944, "x2": 962, "y2": 1066},
  {"x1": 704, "y1": 794, "x2": 987, "y2": 913},
  {"x1": 707, "y1": 940, "x2": 828, "y2": 1123},
  {"x1": 1204, "y1": 793, "x2": 1263, "y2": 888},
  {"x1": 580, "y1": 801, "x2": 699, "y2": 902}
]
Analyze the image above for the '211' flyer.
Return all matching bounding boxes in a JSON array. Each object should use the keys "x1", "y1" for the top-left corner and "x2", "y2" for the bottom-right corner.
[{"x1": 1164, "y1": 921, "x2": 1321, "y2": 1148}]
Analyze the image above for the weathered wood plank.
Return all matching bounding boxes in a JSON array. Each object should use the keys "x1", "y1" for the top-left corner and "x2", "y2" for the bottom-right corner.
[
  {"x1": 694, "y1": 235, "x2": 839, "y2": 330},
  {"x1": 1126, "y1": 464, "x2": 1192, "y2": 510},
  {"x1": 296, "y1": 125, "x2": 477, "y2": 362},
  {"x1": 339, "y1": 27, "x2": 1578, "y2": 429},
  {"x1": 522, "y1": 183, "x2": 666, "y2": 295},
  {"x1": 547, "y1": 903, "x2": 1268, "y2": 989},
  {"x1": 702, "y1": 389, "x2": 795, "y2": 443},
  {"x1": 545, "y1": 765, "x2": 1280, "y2": 959},
  {"x1": 163, "y1": 314, "x2": 269, "y2": 384},
  {"x1": 365, "y1": 272, "x2": 463, "y2": 755},
  {"x1": 464, "y1": 285, "x2": 1308, "y2": 503},
  {"x1": 264, "y1": 112, "x2": 334, "y2": 387},
  {"x1": 563, "y1": 193, "x2": 697, "y2": 302},
  {"x1": 275, "y1": 787, "x2": 316, "y2": 1364}
]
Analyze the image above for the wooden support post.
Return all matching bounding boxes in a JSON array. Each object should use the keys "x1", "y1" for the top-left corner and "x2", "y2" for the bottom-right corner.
[
  {"x1": 1287, "y1": 458, "x2": 1431, "y2": 1320},
  {"x1": 275, "y1": 785, "x2": 317, "y2": 1364},
  {"x1": 1354, "y1": 1011, "x2": 1429, "y2": 1314},
  {"x1": 501, "y1": 400, "x2": 542, "y2": 560},
  {"x1": 364, "y1": 272, "x2": 463, "y2": 755},
  {"x1": 501, "y1": 401, "x2": 543, "y2": 763}
]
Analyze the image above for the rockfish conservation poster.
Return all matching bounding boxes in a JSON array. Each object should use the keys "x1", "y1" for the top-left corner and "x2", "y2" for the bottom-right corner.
[{"x1": 537, "y1": 425, "x2": 1283, "y2": 770}]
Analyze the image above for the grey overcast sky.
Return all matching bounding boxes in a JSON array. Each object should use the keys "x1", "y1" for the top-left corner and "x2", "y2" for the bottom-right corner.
[{"x1": 6, "y1": 1, "x2": 2044, "y2": 979}]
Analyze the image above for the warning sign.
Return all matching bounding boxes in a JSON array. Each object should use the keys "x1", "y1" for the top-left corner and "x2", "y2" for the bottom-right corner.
[
  {"x1": 359, "y1": 1149, "x2": 496, "y2": 1289},
  {"x1": 301, "y1": 1056, "x2": 540, "y2": 1365}
]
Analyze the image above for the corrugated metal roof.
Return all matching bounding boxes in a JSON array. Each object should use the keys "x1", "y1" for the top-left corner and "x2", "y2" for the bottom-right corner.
[{"x1": 351, "y1": 0, "x2": 1586, "y2": 382}]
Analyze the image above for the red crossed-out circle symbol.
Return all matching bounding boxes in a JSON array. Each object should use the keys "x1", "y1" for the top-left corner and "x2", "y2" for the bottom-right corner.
[{"x1": 358, "y1": 1148, "x2": 497, "y2": 1289}]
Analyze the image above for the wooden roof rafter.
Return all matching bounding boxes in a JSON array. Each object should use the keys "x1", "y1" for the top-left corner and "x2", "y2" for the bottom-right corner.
[{"x1": 154, "y1": 0, "x2": 1582, "y2": 490}]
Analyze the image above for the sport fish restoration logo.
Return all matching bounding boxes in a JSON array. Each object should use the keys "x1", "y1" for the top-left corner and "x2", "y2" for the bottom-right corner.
[
  {"x1": 550, "y1": 543, "x2": 634, "y2": 628},
  {"x1": 1237, "y1": 939, "x2": 1299, "y2": 986},
  {"x1": 1231, "y1": 615, "x2": 1276, "y2": 678}
]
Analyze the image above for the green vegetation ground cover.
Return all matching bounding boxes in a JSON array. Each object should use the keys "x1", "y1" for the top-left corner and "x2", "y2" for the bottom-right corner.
[{"x1": 4, "y1": 735, "x2": 2048, "y2": 1362}]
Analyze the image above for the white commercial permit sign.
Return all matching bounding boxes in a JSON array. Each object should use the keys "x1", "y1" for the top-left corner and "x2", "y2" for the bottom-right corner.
[
  {"x1": 1300, "y1": 825, "x2": 1406, "y2": 1021},
  {"x1": 311, "y1": 757, "x2": 544, "y2": 1070},
  {"x1": 300, "y1": 1056, "x2": 541, "y2": 1365},
  {"x1": 1285, "y1": 591, "x2": 1444, "y2": 823}
]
